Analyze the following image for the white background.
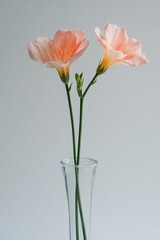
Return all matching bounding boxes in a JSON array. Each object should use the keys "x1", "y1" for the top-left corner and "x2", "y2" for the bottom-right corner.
[{"x1": 0, "y1": 0, "x2": 160, "y2": 239}]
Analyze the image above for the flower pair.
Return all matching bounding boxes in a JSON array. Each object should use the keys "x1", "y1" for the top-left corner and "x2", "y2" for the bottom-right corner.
[{"x1": 28, "y1": 23, "x2": 149, "y2": 82}]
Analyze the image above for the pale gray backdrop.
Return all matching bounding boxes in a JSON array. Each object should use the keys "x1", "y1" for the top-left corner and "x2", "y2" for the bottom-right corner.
[{"x1": 0, "y1": 0, "x2": 160, "y2": 239}]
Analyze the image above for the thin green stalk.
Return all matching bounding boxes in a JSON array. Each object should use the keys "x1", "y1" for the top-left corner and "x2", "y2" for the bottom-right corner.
[
  {"x1": 77, "y1": 97, "x2": 84, "y2": 165},
  {"x1": 75, "y1": 96, "x2": 87, "y2": 240},
  {"x1": 65, "y1": 83, "x2": 77, "y2": 164},
  {"x1": 75, "y1": 183, "x2": 79, "y2": 240},
  {"x1": 76, "y1": 172, "x2": 87, "y2": 240},
  {"x1": 65, "y1": 83, "x2": 79, "y2": 240},
  {"x1": 76, "y1": 97, "x2": 88, "y2": 239},
  {"x1": 83, "y1": 73, "x2": 98, "y2": 98}
]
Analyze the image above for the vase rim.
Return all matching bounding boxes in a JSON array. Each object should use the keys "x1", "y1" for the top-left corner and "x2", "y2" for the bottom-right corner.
[{"x1": 60, "y1": 157, "x2": 98, "y2": 168}]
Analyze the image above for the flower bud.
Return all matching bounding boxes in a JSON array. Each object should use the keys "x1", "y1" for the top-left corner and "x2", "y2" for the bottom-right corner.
[{"x1": 75, "y1": 73, "x2": 84, "y2": 97}]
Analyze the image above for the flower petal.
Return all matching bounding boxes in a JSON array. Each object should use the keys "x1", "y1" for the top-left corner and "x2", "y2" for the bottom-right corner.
[
  {"x1": 123, "y1": 38, "x2": 142, "y2": 55},
  {"x1": 95, "y1": 27, "x2": 107, "y2": 48},
  {"x1": 121, "y1": 54, "x2": 149, "y2": 66},
  {"x1": 27, "y1": 37, "x2": 53, "y2": 63},
  {"x1": 52, "y1": 30, "x2": 89, "y2": 62},
  {"x1": 95, "y1": 23, "x2": 149, "y2": 69},
  {"x1": 101, "y1": 49, "x2": 125, "y2": 68}
]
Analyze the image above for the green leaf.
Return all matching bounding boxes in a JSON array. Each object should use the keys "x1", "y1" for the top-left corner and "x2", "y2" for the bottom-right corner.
[
  {"x1": 68, "y1": 82, "x2": 73, "y2": 91},
  {"x1": 91, "y1": 79, "x2": 97, "y2": 85}
]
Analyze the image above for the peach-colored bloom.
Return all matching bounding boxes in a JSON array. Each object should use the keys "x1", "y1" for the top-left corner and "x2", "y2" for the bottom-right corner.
[
  {"x1": 95, "y1": 23, "x2": 149, "y2": 73},
  {"x1": 27, "y1": 30, "x2": 89, "y2": 82}
]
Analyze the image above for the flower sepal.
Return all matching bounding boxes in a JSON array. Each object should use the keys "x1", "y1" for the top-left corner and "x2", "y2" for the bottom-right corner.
[
  {"x1": 96, "y1": 64, "x2": 108, "y2": 75},
  {"x1": 58, "y1": 71, "x2": 69, "y2": 84}
]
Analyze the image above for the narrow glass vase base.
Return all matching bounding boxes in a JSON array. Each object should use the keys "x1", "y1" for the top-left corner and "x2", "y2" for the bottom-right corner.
[{"x1": 61, "y1": 157, "x2": 98, "y2": 240}]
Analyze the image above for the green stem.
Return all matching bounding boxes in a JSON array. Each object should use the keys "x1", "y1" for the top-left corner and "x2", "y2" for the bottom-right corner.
[
  {"x1": 65, "y1": 83, "x2": 79, "y2": 240},
  {"x1": 76, "y1": 172, "x2": 87, "y2": 240},
  {"x1": 83, "y1": 73, "x2": 98, "y2": 98},
  {"x1": 76, "y1": 96, "x2": 87, "y2": 240},
  {"x1": 77, "y1": 97, "x2": 84, "y2": 165},
  {"x1": 75, "y1": 184, "x2": 79, "y2": 240},
  {"x1": 65, "y1": 83, "x2": 77, "y2": 164}
]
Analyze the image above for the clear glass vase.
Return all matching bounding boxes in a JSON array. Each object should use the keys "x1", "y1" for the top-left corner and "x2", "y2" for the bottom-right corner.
[{"x1": 61, "y1": 157, "x2": 98, "y2": 240}]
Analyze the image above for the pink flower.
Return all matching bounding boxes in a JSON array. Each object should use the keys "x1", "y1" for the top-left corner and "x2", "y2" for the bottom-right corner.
[
  {"x1": 27, "y1": 30, "x2": 89, "y2": 82},
  {"x1": 95, "y1": 23, "x2": 149, "y2": 73}
]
